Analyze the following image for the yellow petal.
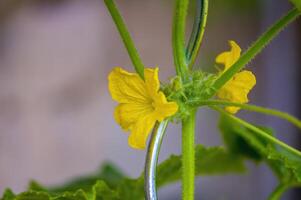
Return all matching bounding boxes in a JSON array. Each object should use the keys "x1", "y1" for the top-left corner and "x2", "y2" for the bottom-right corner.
[
  {"x1": 231, "y1": 70, "x2": 256, "y2": 91},
  {"x1": 128, "y1": 114, "x2": 157, "y2": 149},
  {"x1": 114, "y1": 103, "x2": 154, "y2": 131},
  {"x1": 108, "y1": 67, "x2": 148, "y2": 104},
  {"x1": 216, "y1": 40, "x2": 241, "y2": 70},
  {"x1": 225, "y1": 106, "x2": 241, "y2": 114},
  {"x1": 217, "y1": 70, "x2": 256, "y2": 114},
  {"x1": 108, "y1": 66, "x2": 179, "y2": 150},
  {"x1": 144, "y1": 67, "x2": 160, "y2": 97},
  {"x1": 153, "y1": 92, "x2": 178, "y2": 121}
]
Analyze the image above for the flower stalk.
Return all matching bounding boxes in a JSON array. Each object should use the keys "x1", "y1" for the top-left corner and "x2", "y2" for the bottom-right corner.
[
  {"x1": 189, "y1": 100, "x2": 301, "y2": 129},
  {"x1": 104, "y1": 0, "x2": 145, "y2": 79},
  {"x1": 268, "y1": 183, "x2": 290, "y2": 200}
]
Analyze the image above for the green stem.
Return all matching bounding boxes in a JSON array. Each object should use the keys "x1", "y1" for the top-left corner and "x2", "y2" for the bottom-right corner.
[
  {"x1": 173, "y1": 0, "x2": 190, "y2": 80},
  {"x1": 189, "y1": 100, "x2": 301, "y2": 129},
  {"x1": 268, "y1": 183, "x2": 290, "y2": 200},
  {"x1": 186, "y1": 0, "x2": 208, "y2": 69},
  {"x1": 206, "y1": 8, "x2": 300, "y2": 98},
  {"x1": 291, "y1": 0, "x2": 301, "y2": 11},
  {"x1": 182, "y1": 109, "x2": 196, "y2": 200},
  {"x1": 104, "y1": 0, "x2": 144, "y2": 79},
  {"x1": 212, "y1": 106, "x2": 301, "y2": 157}
]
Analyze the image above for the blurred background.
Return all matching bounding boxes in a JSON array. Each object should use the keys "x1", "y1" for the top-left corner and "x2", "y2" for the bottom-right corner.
[{"x1": 0, "y1": 0, "x2": 300, "y2": 199}]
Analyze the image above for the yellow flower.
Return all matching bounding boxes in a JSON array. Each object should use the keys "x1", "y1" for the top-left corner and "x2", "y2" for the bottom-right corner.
[
  {"x1": 216, "y1": 41, "x2": 256, "y2": 114},
  {"x1": 108, "y1": 67, "x2": 178, "y2": 149}
]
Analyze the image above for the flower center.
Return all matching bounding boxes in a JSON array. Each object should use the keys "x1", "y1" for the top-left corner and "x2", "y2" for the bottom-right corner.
[{"x1": 151, "y1": 101, "x2": 156, "y2": 111}]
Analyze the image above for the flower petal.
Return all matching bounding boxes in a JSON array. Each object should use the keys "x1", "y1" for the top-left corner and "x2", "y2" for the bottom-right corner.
[
  {"x1": 114, "y1": 103, "x2": 154, "y2": 131},
  {"x1": 109, "y1": 66, "x2": 179, "y2": 150},
  {"x1": 217, "y1": 70, "x2": 256, "y2": 114},
  {"x1": 108, "y1": 67, "x2": 148, "y2": 104},
  {"x1": 224, "y1": 106, "x2": 241, "y2": 114},
  {"x1": 153, "y1": 92, "x2": 178, "y2": 121},
  {"x1": 128, "y1": 114, "x2": 157, "y2": 149},
  {"x1": 144, "y1": 67, "x2": 160, "y2": 97},
  {"x1": 216, "y1": 40, "x2": 241, "y2": 70}
]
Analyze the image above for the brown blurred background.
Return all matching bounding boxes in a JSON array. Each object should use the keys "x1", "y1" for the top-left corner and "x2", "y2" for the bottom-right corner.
[{"x1": 0, "y1": 0, "x2": 300, "y2": 199}]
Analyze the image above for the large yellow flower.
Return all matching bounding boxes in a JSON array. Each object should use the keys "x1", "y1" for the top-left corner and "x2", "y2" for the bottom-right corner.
[
  {"x1": 108, "y1": 67, "x2": 178, "y2": 149},
  {"x1": 216, "y1": 41, "x2": 256, "y2": 114}
]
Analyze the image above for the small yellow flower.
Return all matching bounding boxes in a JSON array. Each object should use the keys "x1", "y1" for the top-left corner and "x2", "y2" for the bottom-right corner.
[
  {"x1": 216, "y1": 41, "x2": 256, "y2": 114},
  {"x1": 108, "y1": 67, "x2": 178, "y2": 149}
]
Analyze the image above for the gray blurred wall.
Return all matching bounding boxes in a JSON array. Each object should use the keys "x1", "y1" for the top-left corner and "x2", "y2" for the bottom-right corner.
[{"x1": 0, "y1": 0, "x2": 299, "y2": 199}]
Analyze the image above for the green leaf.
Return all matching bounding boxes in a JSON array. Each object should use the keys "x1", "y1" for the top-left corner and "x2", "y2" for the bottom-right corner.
[
  {"x1": 219, "y1": 114, "x2": 301, "y2": 184},
  {"x1": 195, "y1": 145, "x2": 245, "y2": 174},
  {"x1": 267, "y1": 146, "x2": 301, "y2": 183},
  {"x1": 115, "y1": 179, "x2": 144, "y2": 200},
  {"x1": 49, "y1": 163, "x2": 125, "y2": 193},
  {"x1": 92, "y1": 181, "x2": 119, "y2": 200},
  {"x1": 2, "y1": 145, "x2": 245, "y2": 200},
  {"x1": 28, "y1": 181, "x2": 48, "y2": 192},
  {"x1": 219, "y1": 114, "x2": 270, "y2": 161},
  {"x1": 15, "y1": 191, "x2": 50, "y2": 200},
  {"x1": 53, "y1": 190, "x2": 87, "y2": 200},
  {"x1": 1, "y1": 189, "x2": 15, "y2": 200},
  {"x1": 114, "y1": 144, "x2": 245, "y2": 199},
  {"x1": 157, "y1": 145, "x2": 245, "y2": 187},
  {"x1": 97, "y1": 163, "x2": 125, "y2": 187},
  {"x1": 291, "y1": 0, "x2": 301, "y2": 11}
]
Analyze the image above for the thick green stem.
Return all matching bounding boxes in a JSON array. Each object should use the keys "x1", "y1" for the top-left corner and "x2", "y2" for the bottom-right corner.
[
  {"x1": 104, "y1": 0, "x2": 144, "y2": 79},
  {"x1": 268, "y1": 183, "x2": 290, "y2": 200},
  {"x1": 189, "y1": 100, "x2": 301, "y2": 129},
  {"x1": 173, "y1": 0, "x2": 189, "y2": 80},
  {"x1": 291, "y1": 0, "x2": 301, "y2": 11},
  {"x1": 182, "y1": 109, "x2": 197, "y2": 200},
  {"x1": 206, "y1": 8, "x2": 300, "y2": 98}
]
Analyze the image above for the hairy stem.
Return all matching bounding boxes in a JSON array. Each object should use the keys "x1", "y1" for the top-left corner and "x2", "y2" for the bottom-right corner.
[
  {"x1": 182, "y1": 109, "x2": 197, "y2": 200},
  {"x1": 189, "y1": 100, "x2": 301, "y2": 129},
  {"x1": 173, "y1": 0, "x2": 190, "y2": 80},
  {"x1": 268, "y1": 183, "x2": 290, "y2": 200},
  {"x1": 213, "y1": 106, "x2": 301, "y2": 157},
  {"x1": 104, "y1": 0, "x2": 145, "y2": 78}
]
